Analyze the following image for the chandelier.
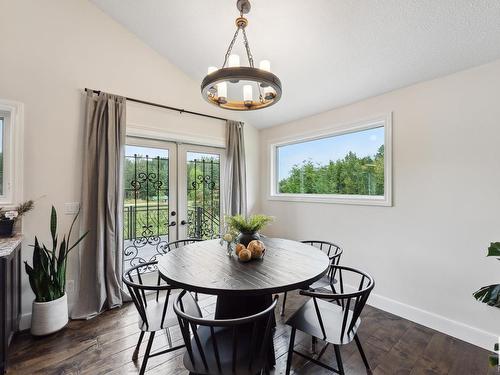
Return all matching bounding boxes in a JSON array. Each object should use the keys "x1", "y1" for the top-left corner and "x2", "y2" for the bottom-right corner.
[{"x1": 201, "y1": 0, "x2": 282, "y2": 111}]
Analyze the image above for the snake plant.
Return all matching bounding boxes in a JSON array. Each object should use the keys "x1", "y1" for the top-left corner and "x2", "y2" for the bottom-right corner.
[
  {"x1": 24, "y1": 206, "x2": 88, "y2": 302},
  {"x1": 473, "y1": 242, "x2": 500, "y2": 367}
]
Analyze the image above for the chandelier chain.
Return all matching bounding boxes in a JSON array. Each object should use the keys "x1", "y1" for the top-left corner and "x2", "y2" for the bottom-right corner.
[
  {"x1": 222, "y1": 20, "x2": 255, "y2": 69},
  {"x1": 241, "y1": 27, "x2": 255, "y2": 68},
  {"x1": 221, "y1": 27, "x2": 241, "y2": 68}
]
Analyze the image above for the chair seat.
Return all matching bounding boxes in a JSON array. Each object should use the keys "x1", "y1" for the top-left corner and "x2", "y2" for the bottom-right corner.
[
  {"x1": 309, "y1": 275, "x2": 337, "y2": 290},
  {"x1": 138, "y1": 301, "x2": 178, "y2": 332},
  {"x1": 286, "y1": 298, "x2": 360, "y2": 345},
  {"x1": 183, "y1": 325, "x2": 268, "y2": 375}
]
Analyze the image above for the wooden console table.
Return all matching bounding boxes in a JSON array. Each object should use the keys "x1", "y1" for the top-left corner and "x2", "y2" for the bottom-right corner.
[{"x1": 0, "y1": 235, "x2": 22, "y2": 375}]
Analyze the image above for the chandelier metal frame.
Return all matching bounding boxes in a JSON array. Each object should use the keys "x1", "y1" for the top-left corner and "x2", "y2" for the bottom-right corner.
[{"x1": 200, "y1": 0, "x2": 282, "y2": 111}]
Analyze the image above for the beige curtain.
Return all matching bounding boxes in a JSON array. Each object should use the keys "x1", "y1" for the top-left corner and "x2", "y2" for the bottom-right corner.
[
  {"x1": 71, "y1": 91, "x2": 126, "y2": 319},
  {"x1": 225, "y1": 120, "x2": 247, "y2": 216}
]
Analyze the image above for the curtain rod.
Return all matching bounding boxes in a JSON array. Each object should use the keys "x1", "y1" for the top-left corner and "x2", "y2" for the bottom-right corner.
[{"x1": 84, "y1": 88, "x2": 230, "y2": 122}]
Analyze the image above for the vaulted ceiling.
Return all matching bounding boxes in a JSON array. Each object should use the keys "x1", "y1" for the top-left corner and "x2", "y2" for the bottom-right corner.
[{"x1": 91, "y1": 0, "x2": 500, "y2": 128}]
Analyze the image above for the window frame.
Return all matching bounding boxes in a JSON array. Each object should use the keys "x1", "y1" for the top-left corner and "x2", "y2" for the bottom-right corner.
[
  {"x1": 268, "y1": 113, "x2": 392, "y2": 206},
  {"x1": 0, "y1": 100, "x2": 24, "y2": 207}
]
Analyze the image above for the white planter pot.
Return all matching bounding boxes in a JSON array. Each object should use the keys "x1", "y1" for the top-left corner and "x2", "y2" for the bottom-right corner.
[{"x1": 31, "y1": 294, "x2": 68, "y2": 336}]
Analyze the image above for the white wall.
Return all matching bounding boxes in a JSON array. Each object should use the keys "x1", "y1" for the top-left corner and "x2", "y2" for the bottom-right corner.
[
  {"x1": 0, "y1": 0, "x2": 259, "y2": 327},
  {"x1": 260, "y1": 59, "x2": 500, "y2": 350},
  {"x1": 243, "y1": 123, "x2": 261, "y2": 214}
]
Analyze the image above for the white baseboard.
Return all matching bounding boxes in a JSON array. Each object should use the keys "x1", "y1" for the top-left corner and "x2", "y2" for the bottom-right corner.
[
  {"x1": 365, "y1": 290, "x2": 497, "y2": 351},
  {"x1": 19, "y1": 312, "x2": 31, "y2": 331}
]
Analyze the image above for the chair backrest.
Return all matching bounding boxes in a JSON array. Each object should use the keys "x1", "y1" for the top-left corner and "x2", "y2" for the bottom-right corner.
[
  {"x1": 161, "y1": 238, "x2": 203, "y2": 254},
  {"x1": 174, "y1": 290, "x2": 278, "y2": 374},
  {"x1": 122, "y1": 261, "x2": 174, "y2": 330},
  {"x1": 301, "y1": 240, "x2": 343, "y2": 283},
  {"x1": 301, "y1": 240, "x2": 343, "y2": 262},
  {"x1": 300, "y1": 265, "x2": 374, "y2": 342}
]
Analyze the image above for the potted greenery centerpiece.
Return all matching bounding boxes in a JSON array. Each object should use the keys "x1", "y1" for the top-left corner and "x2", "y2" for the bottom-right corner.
[
  {"x1": 0, "y1": 200, "x2": 35, "y2": 237},
  {"x1": 225, "y1": 214, "x2": 273, "y2": 247},
  {"x1": 24, "y1": 206, "x2": 88, "y2": 336}
]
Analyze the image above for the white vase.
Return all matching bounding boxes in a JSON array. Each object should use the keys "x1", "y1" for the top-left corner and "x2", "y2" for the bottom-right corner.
[{"x1": 31, "y1": 294, "x2": 68, "y2": 336}]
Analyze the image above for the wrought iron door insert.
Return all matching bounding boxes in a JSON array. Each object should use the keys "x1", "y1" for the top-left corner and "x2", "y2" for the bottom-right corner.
[
  {"x1": 186, "y1": 152, "x2": 221, "y2": 239},
  {"x1": 123, "y1": 146, "x2": 171, "y2": 269}
]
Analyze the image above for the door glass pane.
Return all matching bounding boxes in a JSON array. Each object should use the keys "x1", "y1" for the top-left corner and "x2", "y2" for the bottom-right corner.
[
  {"x1": 186, "y1": 152, "x2": 221, "y2": 239},
  {"x1": 123, "y1": 145, "x2": 170, "y2": 269}
]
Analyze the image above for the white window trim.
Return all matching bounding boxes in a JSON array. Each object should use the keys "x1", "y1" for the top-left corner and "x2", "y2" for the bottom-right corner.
[
  {"x1": 127, "y1": 123, "x2": 225, "y2": 148},
  {"x1": 268, "y1": 113, "x2": 392, "y2": 206},
  {"x1": 0, "y1": 100, "x2": 24, "y2": 207}
]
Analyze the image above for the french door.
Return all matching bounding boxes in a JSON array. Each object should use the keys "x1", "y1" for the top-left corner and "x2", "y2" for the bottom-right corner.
[{"x1": 123, "y1": 138, "x2": 224, "y2": 269}]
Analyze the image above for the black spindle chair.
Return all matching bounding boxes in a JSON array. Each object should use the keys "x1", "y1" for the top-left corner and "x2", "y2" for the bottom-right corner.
[
  {"x1": 122, "y1": 261, "x2": 185, "y2": 375},
  {"x1": 160, "y1": 238, "x2": 203, "y2": 253},
  {"x1": 281, "y1": 240, "x2": 343, "y2": 316},
  {"x1": 285, "y1": 266, "x2": 374, "y2": 375},
  {"x1": 160, "y1": 238, "x2": 203, "y2": 300},
  {"x1": 174, "y1": 290, "x2": 278, "y2": 375}
]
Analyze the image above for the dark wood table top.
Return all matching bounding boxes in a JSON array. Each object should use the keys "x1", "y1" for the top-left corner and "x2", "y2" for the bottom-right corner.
[{"x1": 157, "y1": 238, "x2": 330, "y2": 296}]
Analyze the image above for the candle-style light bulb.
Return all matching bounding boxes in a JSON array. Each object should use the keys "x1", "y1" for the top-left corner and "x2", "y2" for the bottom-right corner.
[
  {"x1": 259, "y1": 60, "x2": 271, "y2": 72},
  {"x1": 228, "y1": 54, "x2": 240, "y2": 68},
  {"x1": 217, "y1": 82, "x2": 227, "y2": 104},
  {"x1": 264, "y1": 86, "x2": 276, "y2": 100},
  {"x1": 207, "y1": 67, "x2": 219, "y2": 95},
  {"x1": 243, "y1": 85, "x2": 253, "y2": 106}
]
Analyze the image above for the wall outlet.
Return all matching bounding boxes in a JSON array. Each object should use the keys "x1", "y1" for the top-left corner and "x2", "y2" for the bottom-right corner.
[
  {"x1": 66, "y1": 279, "x2": 75, "y2": 294},
  {"x1": 64, "y1": 202, "x2": 80, "y2": 215}
]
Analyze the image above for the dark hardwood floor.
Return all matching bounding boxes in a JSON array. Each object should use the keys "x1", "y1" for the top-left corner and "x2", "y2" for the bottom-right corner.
[{"x1": 7, "y1": 291, "x2": 495, "y2": 374}]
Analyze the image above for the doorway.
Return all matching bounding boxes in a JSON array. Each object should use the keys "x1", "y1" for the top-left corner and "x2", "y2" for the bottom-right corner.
[{"x1": 123, "y1": 137, "x2": 224, "y2": 269}]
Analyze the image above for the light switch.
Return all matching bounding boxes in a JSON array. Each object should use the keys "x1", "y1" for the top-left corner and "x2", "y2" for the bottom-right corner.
[{"x1": 64, "y1": 202, "x2": 80, "y2": 214}]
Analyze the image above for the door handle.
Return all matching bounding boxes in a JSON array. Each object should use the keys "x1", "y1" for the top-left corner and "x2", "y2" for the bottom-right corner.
[
  {"x1": 180, "y1": 220, "x2": 190, "y2": 226},
  {"x1": 169, "y1": 221, "x2": 177, "y2": 227}
]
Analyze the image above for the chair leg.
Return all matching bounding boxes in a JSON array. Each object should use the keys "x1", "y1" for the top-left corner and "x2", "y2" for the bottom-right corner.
[
  {"x1": 165, "y1": 326, "x2": 173, "y2": 348},
  {"x1": 132, "y1": 331, "x2": 145, "y2": 361},
  {"x1": 317, "y1": 343, "x2": 329, "y2": 360},
  {"x1": 333, "y1": 345, "x2": 344, "y2": 375},
  {"x1": 281, "y1": 292, "x2": 287, "y2": 316},
  {"x1": 285, "y1": 328, "x2": 296, "y2": 375},
  {"x1": 139, "y1": 331, "x2": 155, "y2": 375},
  {"x1": 354, "y1": 334, "x2": 371, "y2": 371}
]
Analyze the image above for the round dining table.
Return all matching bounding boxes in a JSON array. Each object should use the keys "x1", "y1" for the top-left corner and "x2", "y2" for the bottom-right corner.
[{"x1": 157, "y1": 237, "x2": 330, "y2": 365}]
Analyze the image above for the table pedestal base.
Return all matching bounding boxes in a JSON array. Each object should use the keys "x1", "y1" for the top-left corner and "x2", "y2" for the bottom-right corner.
[
  {"x1": 214, "y1": 294, "x2": 273, "y2": 319},
  {"x1": 215, "y1": 294, "x2": 277, "y2": 366}
]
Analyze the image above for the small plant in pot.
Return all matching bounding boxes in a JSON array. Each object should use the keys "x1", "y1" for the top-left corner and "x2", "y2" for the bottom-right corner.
[
  {"x1": 24, "y1": 206, "x2": 88, "y2": 336},
  {"x1": 225, "y1": 214, "x2": 273, "y2": 247},
  {"x1": 0, "y1": 200, "x2": 35, "y2": 237}
]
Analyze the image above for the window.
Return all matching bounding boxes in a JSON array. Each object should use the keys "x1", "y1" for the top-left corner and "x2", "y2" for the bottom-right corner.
[
  {"x1": 269, "y1": 114, "x2": 392, "y2": 206},
  {"x1": 0, "y1": 100, "x2": 24, "y2": 206}
]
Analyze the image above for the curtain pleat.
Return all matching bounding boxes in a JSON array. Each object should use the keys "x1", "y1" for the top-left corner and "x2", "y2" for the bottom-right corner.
[
  {"x1": 225, "y1": 120, "x2": 247, "y2": 217},
  {"x1": 71, "y1": 91, "x2": 127, "y2": 319}
]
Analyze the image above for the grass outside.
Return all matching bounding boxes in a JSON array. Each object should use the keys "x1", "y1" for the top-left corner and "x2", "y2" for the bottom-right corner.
[{"x1": 123, "y1": 201, "x2": 220, "y2": 240}]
